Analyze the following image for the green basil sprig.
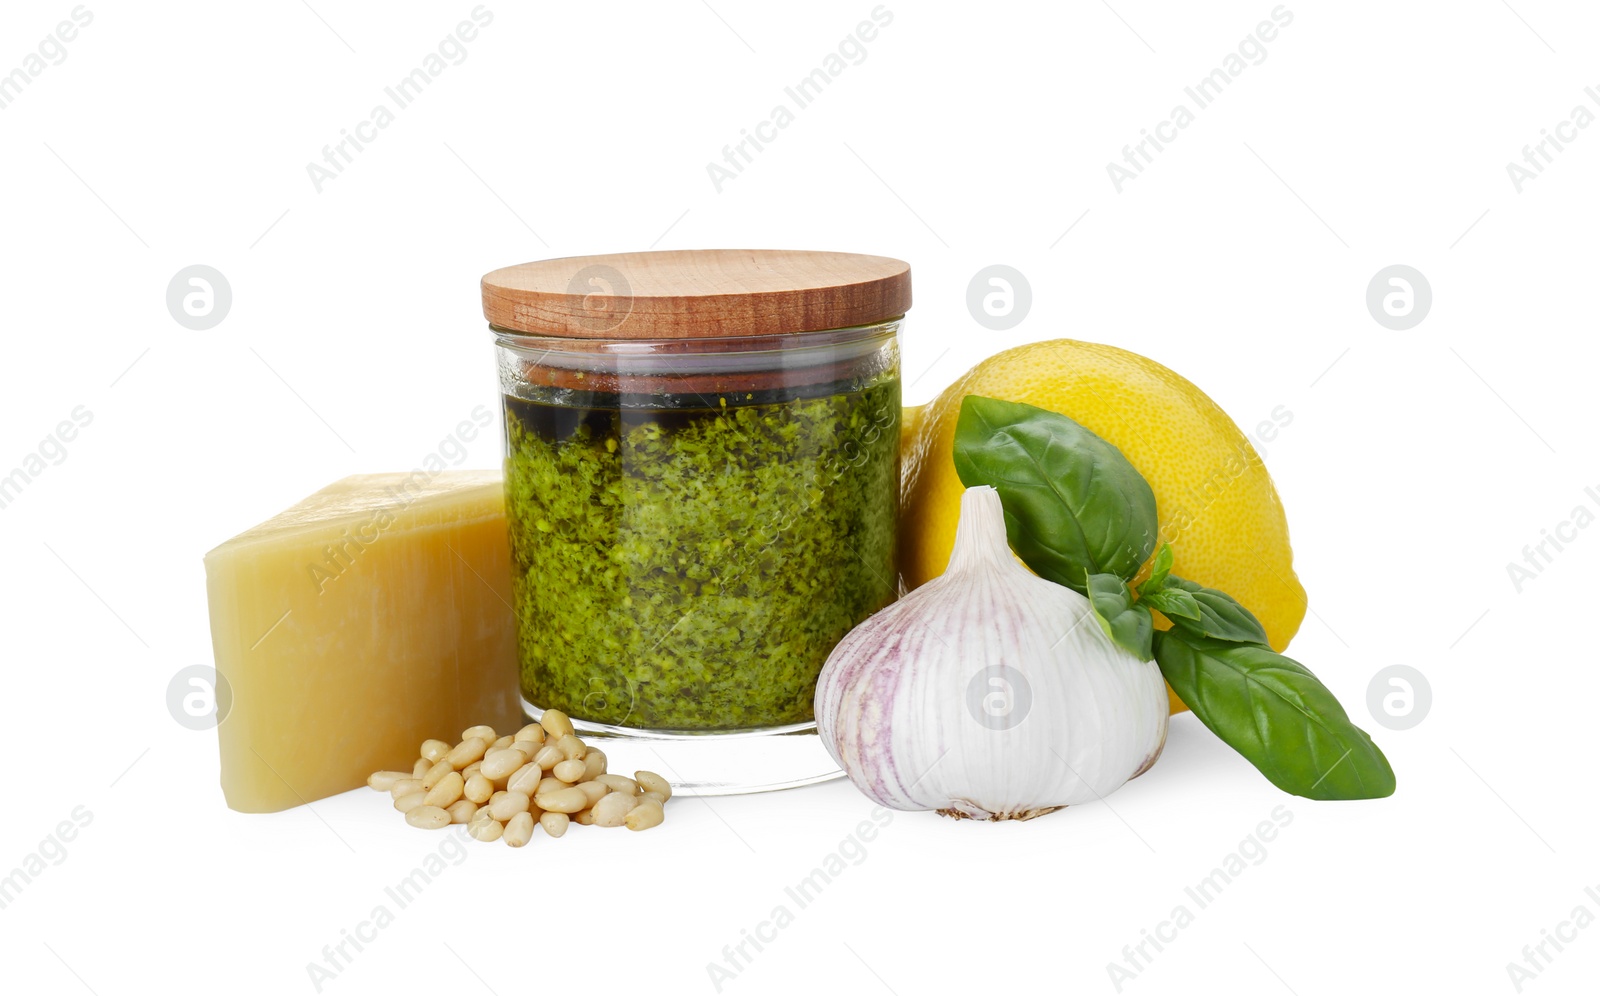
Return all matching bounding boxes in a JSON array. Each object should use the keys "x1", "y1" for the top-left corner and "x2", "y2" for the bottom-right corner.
[
  {"x1": 952, "y1": 395, "x2": 1157, "y2": 593},
  {"x1": 951, "y1": 395, "x2": 1395, "y2": 802},
  {"x1": 1142, "y1": 571, "x2": 1270, "y2": 645},
  {"x1": 1153, "y1": 631, "x2": 1396, "y2": 799},
  {"x1": 1085, "y1": 574, "x2": 1153, "y2": 659}
]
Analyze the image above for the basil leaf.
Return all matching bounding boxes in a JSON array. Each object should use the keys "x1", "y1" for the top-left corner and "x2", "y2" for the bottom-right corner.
[
  {"x1": 1140, "y1": 543, "x2": 1175, "y2": 594},
  {"x1": 1085, "y1": 573, "x2": 1153, "y2": 659},
  {"x1": 1154, "y1": 630, "x2": 1395, "y2": 800},
  {"x1": 1160, "y1": 577, "x2": 1270, "y2": 645},
  {"x1": 953, "y1": 395, "x2": 1158, "y2": 593},
  {"x1": 1141, "y1": 585, "x2": 1202, "y2": 622}
]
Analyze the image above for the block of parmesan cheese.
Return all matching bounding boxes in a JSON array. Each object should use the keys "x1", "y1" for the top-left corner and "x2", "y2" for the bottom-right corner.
[{"x1": 204, "y1": 471, "x2": 522, "y2": 813}]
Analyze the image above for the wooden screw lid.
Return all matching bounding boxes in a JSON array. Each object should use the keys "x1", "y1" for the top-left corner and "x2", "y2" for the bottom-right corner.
[{"x1": 482, "y1": 249, "x2": 911, "y2": 339}]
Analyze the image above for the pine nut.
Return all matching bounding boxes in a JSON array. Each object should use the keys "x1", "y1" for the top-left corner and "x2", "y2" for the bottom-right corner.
[
  {"x1": 421, "y1": 759, "x2": 454, "y2": 790},
  {"x1": 393, "y1": 791, "x2": 426, "y2": 814},
  {"x1": 503, "y1": 812, "x2": 535, "y2": 848},
  {"x1": 445, "y1": 737, "x2": 488, "y2": 769},
  {"x1": 423, "y1": 771, "x2": 464, "y2": 809},
  {"x1": 468, "y1": 818, "x2": 504, "y2": 842},
  {"x1": 481, "y1": 748, "x2": 527, "y2": 781},
  {"x1": 464, "y1": 774, "x2": 494, "y2": 805},
  {"x1": 625, "y1": 798, "x2": 664, "y2": 831},
  {"x1": 595, "y1": 774, "x2": 638, "y2": 796},
  {"x1": 489, "y1": 791, "x2": 532, "y2": 821},
  {"x1": 591, "y1": 791, "x2": 638, "y2": 828},
  {"x1": 634, "y1": 771, "x2": 672, "y2": 800},
  {"x1": 406, "y1": 805, "x2": 451, "y2": 829},
  {"x1": 540, "y1": 709, "x2": 574, "y2": 739},
  {"x1": 535, "y1": 786, "x2": 588, "y2": 814},
  {"x1": 507, "y1": 763, "x2": 542, "y2": 797},
  {"x1": 533, "y1": 744, "x2": 565, "y2": 770},
  {"x1": 368, "y1": 770, "x2": 409, "y2": 791},
  {"x1": 382, "y1": 720, "x2": 669, "y2": 846},
  {"x1": 555, "y1": 734, "x2": 587, "y2": 761}
]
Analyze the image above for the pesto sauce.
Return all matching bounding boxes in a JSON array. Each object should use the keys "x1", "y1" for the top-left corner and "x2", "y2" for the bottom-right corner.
[{"x1": 504, "y1": 375, "x2": 899, "y2": 731}]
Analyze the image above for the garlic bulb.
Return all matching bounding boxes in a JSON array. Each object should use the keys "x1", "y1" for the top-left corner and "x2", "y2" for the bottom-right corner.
[{"x1": 815, "y1": 485, "x2": 1168, "y2": 820}]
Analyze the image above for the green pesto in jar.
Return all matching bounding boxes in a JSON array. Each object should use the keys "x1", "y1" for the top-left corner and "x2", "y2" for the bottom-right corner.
[{"x1": 504, "y1": 373, "x2": 899, "y2": 731}]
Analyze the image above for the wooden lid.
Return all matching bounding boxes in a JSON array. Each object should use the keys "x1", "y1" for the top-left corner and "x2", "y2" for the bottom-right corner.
[{"x1": 482, "y1": 249, "x2": 911, "y2": 339}]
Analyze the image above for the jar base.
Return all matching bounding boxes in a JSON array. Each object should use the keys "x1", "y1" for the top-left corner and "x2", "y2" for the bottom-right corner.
[{"x1": 522, "y1": 699, "x2": 845, "y2": 797}]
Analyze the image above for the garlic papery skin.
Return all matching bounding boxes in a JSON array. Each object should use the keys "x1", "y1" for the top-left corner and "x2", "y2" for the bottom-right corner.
[{"x1": 814, "y1": 485, "x2": 1168, "y2": 821}]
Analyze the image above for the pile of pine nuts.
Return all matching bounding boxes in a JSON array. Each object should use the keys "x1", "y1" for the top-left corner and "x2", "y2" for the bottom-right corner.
[{"x1": 367, "y1": 710, "x2": 669, "y2": 846}]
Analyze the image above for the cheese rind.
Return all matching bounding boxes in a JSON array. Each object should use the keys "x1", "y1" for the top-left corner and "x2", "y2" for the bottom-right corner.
[{"x1": 205, "y1": 471, "x2": 521, "y2": 814}]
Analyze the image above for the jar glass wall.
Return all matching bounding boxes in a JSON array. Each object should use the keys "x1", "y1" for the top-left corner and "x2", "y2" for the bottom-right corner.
[{"x1": 495, "y1": 321, "x2": 901, "y2": 773}]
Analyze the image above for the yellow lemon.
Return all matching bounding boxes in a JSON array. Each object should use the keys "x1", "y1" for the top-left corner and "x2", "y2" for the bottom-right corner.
[{"x1": 899, "y1": 340, "x2": 1306, "y2": 713}]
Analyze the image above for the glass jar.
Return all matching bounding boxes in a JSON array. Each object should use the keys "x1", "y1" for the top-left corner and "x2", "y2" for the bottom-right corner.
[{"x1": 482, "y1": 250, "x2": 910, "y2": 794}]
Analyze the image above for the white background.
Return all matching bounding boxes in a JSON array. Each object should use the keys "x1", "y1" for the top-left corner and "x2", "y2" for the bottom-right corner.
[{"x1": 1, "y1": 1, "x2": 1596, "y2": 993}]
